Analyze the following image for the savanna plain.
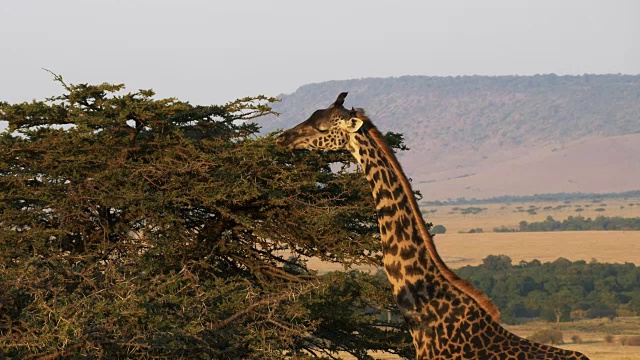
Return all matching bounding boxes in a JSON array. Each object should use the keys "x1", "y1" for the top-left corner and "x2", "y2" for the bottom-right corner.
[{"x1": 308, "y1": 197, "x2": 640, "y2": 360}]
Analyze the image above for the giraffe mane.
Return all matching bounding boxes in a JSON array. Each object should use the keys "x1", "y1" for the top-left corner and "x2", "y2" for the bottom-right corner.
[{"x1": 356, "y1": 111, "x2": 501, "y2": 322}]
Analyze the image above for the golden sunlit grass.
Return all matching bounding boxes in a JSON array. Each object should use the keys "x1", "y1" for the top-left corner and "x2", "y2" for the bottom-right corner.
[
  {"x1": 426, "y1": 198, "x2": 640, "y2": 234},
  {"x1": 303, "y1": 198, "x2": 640, "y2": 273},
  {"x1": 436, "y1": 231, "x2": 640, "y2": 268},
  {"x1": 505, "y1": 317, "x2": 640, "y2": 360},
  {"x1": 430, "y1": 198, "x2": 640, "y2": 268},
  {"x1": 303, "y1": 231, "x2": 640, "y2": 273},
  {"x1": 336, "y1": 318, "x2": 640, "y2": 360}
]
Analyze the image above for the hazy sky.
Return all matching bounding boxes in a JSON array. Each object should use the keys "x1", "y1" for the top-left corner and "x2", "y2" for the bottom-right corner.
[{"x1": 1, "y1": 0, "x2": 639, "y2": 106}]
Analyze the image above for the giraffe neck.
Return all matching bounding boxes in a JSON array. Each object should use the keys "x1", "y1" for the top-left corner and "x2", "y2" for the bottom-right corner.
[
  {"x1": 342, "y1": 122, "x2": 588, "y2": 359},
  {"x1": 347, "y1": 125, "x2": 500, "y2": 320},
  {"x1": 349, "y1": 130, "x2": 439, "y2": 302}
]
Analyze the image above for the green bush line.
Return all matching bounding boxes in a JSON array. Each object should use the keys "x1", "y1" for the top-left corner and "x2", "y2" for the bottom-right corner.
[
  {"x1": 494, "y1": 215, "x2": 640, "y2": 232},
  {"x1": 423, "y1": 190, "x2": 640, "y2": 206},
  {"x1": 456, "y1": 256, "x2": 640, "y2": 324}
]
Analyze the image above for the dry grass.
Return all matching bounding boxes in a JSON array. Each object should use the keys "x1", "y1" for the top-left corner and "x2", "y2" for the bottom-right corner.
[
  {"x1": 300, "y1": 199, "x2": 640, "y2": 273},
  {"x1": 435, "y1": 231, "x2": 640, "y2": 268},
  {"x1": 428, "y1": 198, "x2": 640, "y2": 268},
  {"x1": 425, "y1": 198, "x2": 640, "y2": 234},
  {"x1": 336, "y1": 318, "x2": 640, "y2": 360},
  {"x1": 302, "y1": 230, "x2": 640, "y2": 273},
  {"x1": 505, "y1": 318, "x2": 640, "y2": 360}
]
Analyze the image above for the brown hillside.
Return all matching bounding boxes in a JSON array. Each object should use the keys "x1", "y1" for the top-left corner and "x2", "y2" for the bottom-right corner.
[
  {"x1": 260, "y1": 75, "x2": 640, "y2": 200},
  {"x1": 409, "y1": 133, "x2": 640, "y2": 199}
]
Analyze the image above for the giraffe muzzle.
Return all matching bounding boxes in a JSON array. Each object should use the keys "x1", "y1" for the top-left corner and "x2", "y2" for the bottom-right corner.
[{"x1": 275, "y1": 130, "x2": 299, "y2": 149}]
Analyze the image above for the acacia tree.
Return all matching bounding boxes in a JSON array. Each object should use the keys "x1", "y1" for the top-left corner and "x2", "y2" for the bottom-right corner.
[{"x1": 0, "y1": 77, "x2": 413, "y2": 359}]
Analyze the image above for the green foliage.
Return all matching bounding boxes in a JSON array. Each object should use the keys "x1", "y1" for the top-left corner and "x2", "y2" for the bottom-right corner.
[
  {"x1": 457, "y1": 256, "x2": 640, "y2": 323},
  {"x1": 494, "y1": 215, "x2": 640, "y2": 232},
  {"x1": 493, "y1": 225, "x2": 518, "y2": 232},
  {"x1": 382, "y1": 132, "x2": 410, "y2": 152},
  {"x1": 0, "y1": 78, "x2": 412, "y2": 358},
  {"x1": 302, "y1": 271, "x2": 413, "y2": 359},
  {"x1": 482, "y1": 255, "x2": 513, "y2": 271}
]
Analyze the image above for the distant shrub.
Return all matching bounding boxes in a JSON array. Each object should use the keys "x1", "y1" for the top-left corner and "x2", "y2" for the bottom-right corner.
[
  {"x1": 587, "y1": 305, "x2": 617, "y2": 320},
  {"x1": 460, "y1": 207, "x2": 487, "y2": 215},
  {"x1": 571, "y1": 335, "x2": 583, "y2": 344},
  {"x1": 468, "y1": 228, "x2": 484, "y2": 233},
  {"x1": 529, "y1": 329, "x2": 564, "y2": 345},
  {"x1": 570, "y1": 309, "x2": 588, "y2": 320},
  {"x1": 621, "y1": 335, "x2": 640, "y2": 346},
  {"x1": 493, "y1": 226, "x2": 518, "y2": 232},
  {"x1": 604, "y1": 334, "x2": 614, "y2": 344},
  {"x1": 481, "y1": 255, "x2": 513, "y2": 271},
  {"x1": 595, "y1": 208, "x2": 606, "y2": 212},
  {"x1": 430, "y1": 224, "x2": 447, "y2": 234}
]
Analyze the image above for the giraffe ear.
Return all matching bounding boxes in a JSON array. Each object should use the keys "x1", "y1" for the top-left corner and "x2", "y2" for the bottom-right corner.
[
  {"x1": 333, "y1": 92, "x2": 348, "y2": 107},
  {"x1": 344, "y1": 117, "x2": 363, "y2": 133}
]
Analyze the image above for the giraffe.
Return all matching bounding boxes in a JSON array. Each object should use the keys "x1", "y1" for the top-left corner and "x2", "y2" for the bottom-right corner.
[{"x1": 276, "y1": 92, "x2": 589, "y2": 360}]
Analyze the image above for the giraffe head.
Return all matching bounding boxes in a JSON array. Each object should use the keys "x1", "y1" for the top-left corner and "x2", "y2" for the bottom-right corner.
[{"x1": 276, "y1": 92, "x2": 365, "y2": 150}]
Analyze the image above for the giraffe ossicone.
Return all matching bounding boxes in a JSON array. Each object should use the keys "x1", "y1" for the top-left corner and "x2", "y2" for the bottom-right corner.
[{"x1": 276, "y1": 93, "x2": 589, "y2": 360}]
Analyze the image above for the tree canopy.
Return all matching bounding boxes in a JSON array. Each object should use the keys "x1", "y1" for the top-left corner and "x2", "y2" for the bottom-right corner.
[
  {"x1": 0, "y1": 77, "x2": 413, "y2": 359},
  {"x1": 457, "y1": 256, "x2": 640, "y2": 323}
]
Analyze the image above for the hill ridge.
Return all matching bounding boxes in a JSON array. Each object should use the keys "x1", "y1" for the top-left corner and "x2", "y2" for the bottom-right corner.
[{"x1": 259, "y1": 74, "x2": 640, "y2": 199}]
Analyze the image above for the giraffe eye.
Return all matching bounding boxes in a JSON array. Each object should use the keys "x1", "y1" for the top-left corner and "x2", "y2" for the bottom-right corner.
[{"x1": 315, "y1": 124, "x2": 330, "y2": 132}]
